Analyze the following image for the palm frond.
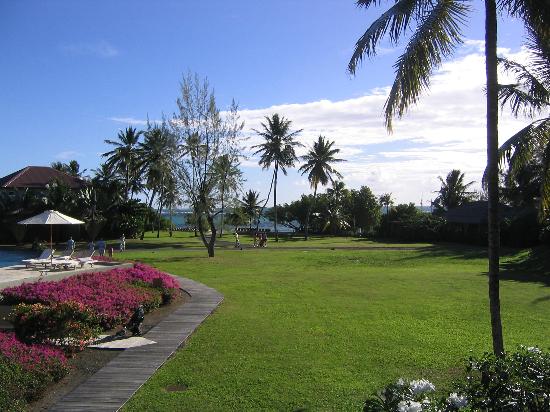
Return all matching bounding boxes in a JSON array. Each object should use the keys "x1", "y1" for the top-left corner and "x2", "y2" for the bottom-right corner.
[
  {"x1": 483, "y1": 118, "x2": 550, "y2": 186},
  {"x1": 499, "y1": 0, "x2": 550, "y2": 35},
  {"x1": 498, "y1": 57, "x2": 549, "y2": 117},
  {"x1": 384, "y1": 0, "x2": 468, "y2": 130},
  {"x1": 349, "y1": 0, "x2": 424, "y2": 74}
]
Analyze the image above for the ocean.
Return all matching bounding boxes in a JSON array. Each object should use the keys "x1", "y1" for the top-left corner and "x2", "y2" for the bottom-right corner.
[{"x1": 161, "y1": 211, "x2": 295, "y2": 233}]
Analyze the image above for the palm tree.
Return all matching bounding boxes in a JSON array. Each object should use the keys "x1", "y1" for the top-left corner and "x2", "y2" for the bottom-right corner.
[
  {"x1": 379, "y1": 193, "x2": 394, "y2": 216},
  {"x1": 137, "y1": 123, "x2": 177, "y2": 237},
  {"x1": 299, "y1": 135, "x2": 344, "y2": 240},
  {"x1": 348, "y1": 0, "x2": 549, "y2": 356},
  {"x1": 239, "y1": 190, "x2": 264, "y2": 230},
  {"x1": 214, "y1": 154, "x2": 243, "y2": 237},
  {"x1": 252, "y1": 114, "x2": 303, "y2": 241},
  {"x1": 325, "y1": 181, "x2": 349, "y2": 234},
  {"x1": 433, "y1": 169, "x2": 476, "y2": 214},
  {"x1": 103, "y1": 126, "x2": 143, "y2": 200},
  {"x1": 494, "y1": 27, "x2": 550, "y2": 219}
]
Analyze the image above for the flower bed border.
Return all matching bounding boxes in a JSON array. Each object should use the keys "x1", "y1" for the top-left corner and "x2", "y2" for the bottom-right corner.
[{"x1": 49, "y1": 275, "x2": 223, "y2": 412}]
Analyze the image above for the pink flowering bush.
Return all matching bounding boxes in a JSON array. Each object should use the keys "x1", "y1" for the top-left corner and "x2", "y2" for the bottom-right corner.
[
  {"x1": 0, "y1": 331, "x2": 68, "y2": 380},
  {"x1": 2, "y1": 264, "x2": 180, "y2": 329},
  {"x1": 0, "y1": 331, "x2": 69, "y2": 409}
]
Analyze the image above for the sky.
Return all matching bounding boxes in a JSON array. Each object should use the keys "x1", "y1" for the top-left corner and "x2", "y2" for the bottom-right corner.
[{"x1": 0, "y1": 0, "x2": 535, "y2": 205}]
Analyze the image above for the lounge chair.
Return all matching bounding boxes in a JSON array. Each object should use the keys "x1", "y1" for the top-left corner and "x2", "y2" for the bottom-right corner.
[
  {"x1": 22, "y1": 249, "x2": 55, "y2": 268},
  {"x1": 76, "y1": 250, "x2": 99, "y2": 267},
  {"x1": 53, "y1": 249, "x2": 74, "y2": 260},
  {"x1": 50, "y1": 258, "x2": 80, "y2": 271}
]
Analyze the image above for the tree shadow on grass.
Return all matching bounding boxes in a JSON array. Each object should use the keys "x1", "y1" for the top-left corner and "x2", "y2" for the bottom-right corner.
[
  {"x1": 126, "y1": 241, "x2": 200, "y2": 250},
  {"x1": 394, "y1": 242, "x2": 523, "y2": 262},
  {"x1": 498, "y1": 246, "x2": 550, "y2": 287},
  {"x1": 395, "y1": 243, "x2": 488, "y2": 261},
  {"x1": 132, "y1": 255, "x2": 204, "y2": 265}
]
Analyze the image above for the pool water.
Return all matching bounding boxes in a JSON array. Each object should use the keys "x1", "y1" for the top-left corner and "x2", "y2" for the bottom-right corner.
[{"x1": 0, "y1": 249, "x2": 35, "y2": 268}]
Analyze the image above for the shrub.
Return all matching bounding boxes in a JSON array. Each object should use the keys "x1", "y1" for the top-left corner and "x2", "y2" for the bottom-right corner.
[
  {"x1": 12, "y1": 302, "x2": 102, "y2": 351},
  {"x1": 1, "y1": 264, "x2": 180, "y2": 329},
  {"x1": 363, "y1": 347, "x2": 550, "y2": 412},
  {"x1": 463, "y1": 347, "x2": 550, "y2": 411},
  {"x1": 0, "y1": 331, "x2": 69, "y2": 380},
  {"x1": 0, "y1": 331, "x2": 69, "y2": 408}
]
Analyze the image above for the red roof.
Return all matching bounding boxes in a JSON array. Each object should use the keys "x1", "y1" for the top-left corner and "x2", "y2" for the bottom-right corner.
[{"x1": 0, "y1": 166, "x2": 87, "y2": 189}]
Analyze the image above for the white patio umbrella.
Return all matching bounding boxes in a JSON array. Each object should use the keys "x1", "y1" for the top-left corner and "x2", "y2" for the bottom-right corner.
[{"x1": 18, "y1": 210, "x2": 85, "y2": 252}]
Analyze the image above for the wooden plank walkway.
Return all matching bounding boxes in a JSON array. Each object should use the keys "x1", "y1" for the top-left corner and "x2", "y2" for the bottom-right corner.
[{"x1": 49, "y1": 277, "x2": 223, "y2": 412}]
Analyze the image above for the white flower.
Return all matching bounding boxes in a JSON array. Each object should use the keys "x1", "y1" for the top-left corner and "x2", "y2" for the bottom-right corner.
[
  {"x1": 447, "y1": 392, "x2": 468, "y2": 409},
  {"x1": 397, "y1": 400, "x2": 423, "y2": 412},
  {"x1": 409, "y1": 379, "x2": 436, "y2": 395},
  {"x1": 527, "y1": 346, "x2": 541, "y2": 354},
  {"x1": 396, "y1": 378, "x2": 406, "y2": 387}
]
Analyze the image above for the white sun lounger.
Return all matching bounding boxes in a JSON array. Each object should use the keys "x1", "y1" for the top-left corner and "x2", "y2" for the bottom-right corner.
[
  {"x1": 50, "y1": 258, "x2": 80, "y2": 271},
  {"x1": 22, "y1": 249, "x2": 55, "y2": 268}
]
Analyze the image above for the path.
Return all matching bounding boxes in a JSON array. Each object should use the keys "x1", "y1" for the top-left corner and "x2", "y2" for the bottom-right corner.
[{"x1": 49, "y1": 277, "x2": 223, "y2": 412}]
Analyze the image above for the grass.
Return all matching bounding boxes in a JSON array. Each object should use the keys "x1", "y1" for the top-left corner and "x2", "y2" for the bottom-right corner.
[{"x1": 118, "y1": 232, "x2": 550, "y2": 411}]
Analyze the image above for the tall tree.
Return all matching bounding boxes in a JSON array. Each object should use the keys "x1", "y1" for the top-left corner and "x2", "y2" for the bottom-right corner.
[
  {"x1": 102, "y1": 127, "x2": 142, "y2": 200},
  {"x1": 172, "y1": 73, "x2": 244, "y2": 257},
  {"x1": 252, "y1": 113, "x2": 303, "y2": 242},
  {"x1": 239, "y1": 189, "x2": 264, "y2": 230},
  {"x1": 379, "y1": 193, "x2": 394, "y2": 216},
  {"x1": 433, "y1": 169, "x2": 476, "y2": 214},
  {"x1": 325, "y1": 180, "x2": 350, "y2": 234},
  {"x1": 299, "y1": 135, "x2": 344, "y2": 240},
  {"x1": 138, "y1": 121, "x2": 178, "y2": 238},
  {"x1": 51, "y1": 160, "x2": 85, "y2": 177},
  {"x1": 347, "y1": 0, "x2": 549, "y2": 356},
  {"x1": 214, "y1": 154, "x2": 244, "y2": 237}
]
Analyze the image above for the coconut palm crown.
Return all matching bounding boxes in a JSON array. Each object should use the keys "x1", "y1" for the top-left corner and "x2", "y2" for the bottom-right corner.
[
  {"x1": 102, "y1": 126, "x2": 143, "y2": 200},
  {"x1": 495, "y1": 27, "x2": 550, "y2": 219},
  {"x1": 299, "y1": 135, "x2": 345, "y2": 239},
  {"x1": 252, "y1": 113, "x2": 303, "y2": 241}
]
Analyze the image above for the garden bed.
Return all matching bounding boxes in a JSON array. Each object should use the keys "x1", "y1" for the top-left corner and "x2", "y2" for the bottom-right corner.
[{"x1": 0, "y1": 264, "x2": 186, "y2": 411}]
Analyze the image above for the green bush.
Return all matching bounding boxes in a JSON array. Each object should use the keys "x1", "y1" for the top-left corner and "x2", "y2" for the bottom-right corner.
[
  {"x1": 0, "y1": 359, "x2": 36, "y2": 411},
  {"x1": 12, "y1": 301, "x2": 102, "y2": 351},
  {"x1": 363, "y1": 347, "x2": 550, "y2": 411}
]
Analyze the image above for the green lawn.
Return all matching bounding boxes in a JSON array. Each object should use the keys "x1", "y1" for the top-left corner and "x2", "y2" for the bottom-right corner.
[{"x1": 118, "y1": 232, "x2": 550, "y2": 411}]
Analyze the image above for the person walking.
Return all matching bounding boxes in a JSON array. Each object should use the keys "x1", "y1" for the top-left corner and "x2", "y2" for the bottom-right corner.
[
  {"x1": 120, "y1": 233, "x2": 126, "y2": 252},
  {"x1": 97, "y1": 238, "x2": 106, "y2": 256},
  {"x1": 234, "y1": 232, "x2": 242, "y2": 250},
  {"x1": 67, "y1": 236, "x2": 75, "y2": 252}
]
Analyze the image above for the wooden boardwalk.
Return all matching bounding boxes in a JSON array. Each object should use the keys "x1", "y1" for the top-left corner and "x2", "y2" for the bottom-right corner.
[{"x1": 49, "y1": 277, "x2": 223, "y2": 412}]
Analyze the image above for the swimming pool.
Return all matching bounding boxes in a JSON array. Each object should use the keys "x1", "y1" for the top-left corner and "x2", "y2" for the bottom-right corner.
[{"x1": 0, "y1": 249, "x2": 34, "y2": 268}]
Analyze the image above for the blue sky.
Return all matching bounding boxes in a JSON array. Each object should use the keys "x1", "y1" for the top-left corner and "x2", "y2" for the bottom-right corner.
[{"x1": 0, "y1": 1, "x2": 530, "y2": 204}]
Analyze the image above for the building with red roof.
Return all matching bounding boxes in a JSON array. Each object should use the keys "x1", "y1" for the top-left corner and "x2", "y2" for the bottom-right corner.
[{"x1": 0, "y1": 166, "x2": 87, "y2": 190}]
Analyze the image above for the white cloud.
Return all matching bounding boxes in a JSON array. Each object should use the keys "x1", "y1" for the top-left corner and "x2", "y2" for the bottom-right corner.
[
  {"x1": 61, "y1": 41, "x2": 119, "y2": 58},
  {"x1": 238, "y1": 42, "x2": 533, "y2": 204},
  {"x1": 109, "y1": 117, "x2": 150, "y2": 126}
]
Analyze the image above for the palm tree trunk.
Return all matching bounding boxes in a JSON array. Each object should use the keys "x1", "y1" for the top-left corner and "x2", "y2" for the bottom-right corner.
[
  {"x1": 274, "y1": 163, "x2": 279, "y2": 242},
  {"x1": 141, "y1": 188, "x2": 157, "y2": 240},
  {"x1": 169, "y1": 202, "x2": 173, "y2": 237},
  {"x1": 220, "y1": 186, "x2": 225, "y2": 238},
  {"x1": 156, "y1": 200, "x2": 163, "y2": 238},
  {"x1": 485, "y1": 0, "x2": 504, "y2": 356},
  {"x1": 255, "y1": 170, "x2": 276, "y2": 233},
  {"x1": 304, "y1": 184, "x2": 318, "y2": 241}
]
